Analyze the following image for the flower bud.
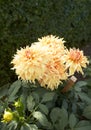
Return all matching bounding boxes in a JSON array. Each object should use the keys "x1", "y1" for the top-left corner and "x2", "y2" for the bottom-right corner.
[
  {"x1": 14, "y1": 101, "x2": 21, "y2": 108},
  {"x1": 3, "y1": 110, "x2": 13, "y2": 122}
]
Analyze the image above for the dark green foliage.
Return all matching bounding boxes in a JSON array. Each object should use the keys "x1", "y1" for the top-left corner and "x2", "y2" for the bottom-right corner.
[
  {"x1": 0, "y1": 0, "x2": 91, "y2": 86},
  {"x1": 0, "y1": 79, "x2": 91, "y2": 130}
]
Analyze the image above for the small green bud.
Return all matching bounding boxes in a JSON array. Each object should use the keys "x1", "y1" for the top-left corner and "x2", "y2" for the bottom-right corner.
[{"x1": 14, "y1": 101, "x2": 21, "y2": 108}]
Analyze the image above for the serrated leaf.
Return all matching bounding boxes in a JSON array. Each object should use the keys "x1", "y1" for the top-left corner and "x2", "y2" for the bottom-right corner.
[
  {"x1": 41, "y1": 92, "x2": 55, "y2": 103},
  {"x1": 75, "y1": 125, "x2": 91, "y2": 130},
  {"x1": 33, "y1": 111, "x2": 52, "y2": 128},
  {"x1": 8, "y1": 80, "x2": 21, "y2": 94},
  {"x1": 69, "y1": 113, "x2": 77, "y2": 128},
  {"x1": 62, "y1": 99, "x2": 68, "y2": 109},
  {"x1": 20, "y1": 125, "x2": 28, "y2": 130},
  {"x1": 32, "y1": 92, "x2": 39, "y2": 103},
  {"x1": 59, "y1": 108, "x2": 68, "y2": 129},
  {"x1": 21, "y1": 123, "x2": 38, "y2": 130},
  {"x1": 83, "y1": 105, "x2": 91, "y2": 119},
  {"x1": 75, "y1": 121, "x2": 91, "y2": 130},
  {"x1": 29, "y1": 124, "x2": 38, "y2": 130},
  {"x1": 27, "y1": 95, "x2": 35, "y2": 111},
  {"x1": 72, "y1": 102, "x2": 77, "y2": 113},
  {"x1": 74, "y1": 81, "x2": 87, "y2": 92},
  {"x1": 50, "y1": 107, "x2": 68, "y2": 128},
  {"x1": 7, "y1": 121, "x2": 17, "y2": 130},
  {"x1": 39, "y1": 104, "x2": 49, "y2": 115},
  {"x1": 75, "y1": 81, "x2": 87, "y2": 88},
  {"x1": 8, "y1": 80, "x2": 21, "y2": 101},
  {"x1": 21, "y1": 81, "x2": 30, "y2": 88},
  {"x1": 50, "y1": 107, "x2": 62, "y2": 123},
  {"x1": 78, "y1": 92, "x2": 91, "y2": 104},
  {"x1": 86, "y1": 79, "x2": 91, "y2": 87}
]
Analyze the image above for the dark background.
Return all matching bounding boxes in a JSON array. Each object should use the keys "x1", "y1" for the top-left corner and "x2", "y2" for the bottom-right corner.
[{"x1": 0, "y1": 0, "x2": 91, "y2": 87}]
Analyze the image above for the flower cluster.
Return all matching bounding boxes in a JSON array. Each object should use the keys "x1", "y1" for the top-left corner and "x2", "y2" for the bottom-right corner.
[
  {"x1": 11, "y1": 35, "x2": 89, "y2": 90},
  {"x1": 2, "y1": 100, "x2": 24, "y2": 123}
]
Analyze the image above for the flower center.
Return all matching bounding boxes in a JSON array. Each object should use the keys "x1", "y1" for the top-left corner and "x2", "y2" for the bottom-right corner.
[
  {"x1": 25, "y1": 50, "x2": 31, "y2": 59},
  {"x1": 25, "y1": 50, "x2": 35, "y2": 60},
  {"x1": 69, "y1": 50, "x2": 82, "y2": 63}
]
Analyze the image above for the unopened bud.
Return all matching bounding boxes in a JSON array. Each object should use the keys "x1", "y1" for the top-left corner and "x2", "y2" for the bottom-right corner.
[{"x1": 3, "y1": 110, "x2": 13, "y2": 122}]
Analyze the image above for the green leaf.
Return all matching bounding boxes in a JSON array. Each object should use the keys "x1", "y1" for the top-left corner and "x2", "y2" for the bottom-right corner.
[
  {"x1": 62, "y1": 99, "x2": 68, "y2": 110},
  {"x1": 50, "y1": 107, "x2": 68, "y2": 129},
  {"x1": 32, "y1": 92, "x2": 39, "y2": 103},
  {"x1": 86, "y1": 79, "x2": 91, "y2": 87},
  {"x1": 69, "y1": 113, "x2": 77, "y2": 128},
  {"x1": 88, "y1": 89, "x2": 91, "y2": 98},
  {"x1": 27, "y1": 95, "x2": 35, "y2": 111},
  {"x1": 41, "y1": 92, "x2": 55, "y2": 103},
  {"x1": 75, "y1": 81, "x2": 87, "y2": 88},
  {"x1": 75, "y1": 121, "x2": 91, "y2": 130},
  {"x1": 8, "y1": 80, "x2": 21, "y2": 101},
  {"x1": 50, "y1": 107, "x2": 62, "y2": 123},
  {"x1": 39, "y1": 104, "x2": 49, "y2": 115},
  {"x1": 33, "y1": 111, "x2": 52, "y2": 128},
  {"x1": 78, "y1": 92, "x2": 91, "y2": 104},
  {"x1": 1, "y1": 124, "x2": 7, "y2": 130},
  {"x1": 83, "y1": 105, "x2": 91, "y2": 119},
  {"x1": 8, "y1": 80, "x2": 21, "y2": 94},
  {"x1": 59, "y1": 108, "x2": 68, "y2": 129},
  {"x1": 0, "y1": 83, "x2": 9, "y2": 98},
  {"x1": 29, "y1": 125, "x2": 38, "y2": 130},
  {"x1": 7, "y1": 121, "x2": 17, "y2": 130},
  {"x1": 74, "y1": 81, "x2": 87, "y2": 92},
  {"x1": 21, "y1": 123, "x2": 38, "y2": 130}
]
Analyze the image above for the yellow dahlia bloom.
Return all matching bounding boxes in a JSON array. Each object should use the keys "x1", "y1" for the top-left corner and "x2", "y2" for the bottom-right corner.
[
  {"x1": 36, "y1": 35, "x2": 67, "y2": 61},
  {"x1": 37, "y1": 35, "x2": 66, "y2": 54},
  {"x1": 3, "y1": 110, "x2": 13, "y2": 122},
  {"x1": 39, "y1": 57, "x2": 67, "y2": 90},
  {"x1": 35, "y1": 35, "x2": 68, "y2": 90},
  {"x1": 38, "y1": 35, "x2": 65, "y2": 47},
  {"x1": 65, "y1": 48, "x2": 89, "y2": 75},
  {"x1": 11, "y1": 45, "x2": 50, "y2": 82}
]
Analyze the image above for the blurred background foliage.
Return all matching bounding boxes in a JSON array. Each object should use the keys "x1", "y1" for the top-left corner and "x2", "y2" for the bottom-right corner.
[{"x1": 0, "y1": 0, "x2": 91, "y2": 87}]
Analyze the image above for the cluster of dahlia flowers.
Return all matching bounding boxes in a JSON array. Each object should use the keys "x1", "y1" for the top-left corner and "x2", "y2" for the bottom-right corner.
[{"x1": 11, "y1": 35, "x2": 89, "y2": 90}]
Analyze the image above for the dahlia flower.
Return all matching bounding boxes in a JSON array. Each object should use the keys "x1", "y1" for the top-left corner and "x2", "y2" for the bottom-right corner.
[
  {"x1": 11, "y1": 45, "x2": 51, "y2": 83},
  {"x1": 65, "y1": 48, "x2": 89, "y2": 75},
  {"x1": 37, "y1": 35, "x2": 66, "y2": 54},
  {"x1": 38, "y1": 35, "x2": 65, "y2": 47},
  {"x1": 39, "y1": 57, "x2": 67, "y2": 90},
  {"x1": 35, "y1": 35, "x2": 67, "y2": 63}
]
